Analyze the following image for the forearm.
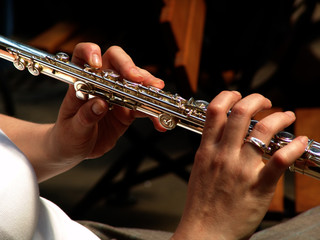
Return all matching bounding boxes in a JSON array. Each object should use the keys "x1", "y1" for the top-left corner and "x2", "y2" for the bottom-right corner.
[{"x1": 0, "y1": 114, "x2": 75, "y2": 182}]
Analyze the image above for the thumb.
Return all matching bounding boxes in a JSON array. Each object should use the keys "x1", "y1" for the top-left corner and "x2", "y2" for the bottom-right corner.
[{"x1": 72, "y1": 98, "x2": 108, "y2": 135}]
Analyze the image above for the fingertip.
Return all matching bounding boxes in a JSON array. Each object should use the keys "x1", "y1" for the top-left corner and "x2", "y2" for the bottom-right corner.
[
  {"x1": 92, "y1": 99, "x2": 107, "y2": 116},
  {"x1": 296, "y1": 135, "x2": 309, "y2": 146},
  {"x1": 155, "y1": 79, "x2": 165, "y2": 89},
  {"x1": 150, "y1": 117, "x2": 167, "y2": 132},
  {"x1": 272, "y1": 136, "x2": 308, "y2": 168},
  {"x1": 77, "y1": 98, "x2": 107, "y2": 127},
  {"x1": 72, "y1": 42, "x2": 102, "y2": 68},
  {"x1": 135, "y1": 67, "x2": 165, "y2": 89},
  {"x1": 90, "y1": 53, "x2": 102, "y2": 68},
  {"x1": 284, "y1": 111, "x2": 296, "y2": 120},
  {"x1": 155, "y1": 125, "x2": 167, "y2": 132}
]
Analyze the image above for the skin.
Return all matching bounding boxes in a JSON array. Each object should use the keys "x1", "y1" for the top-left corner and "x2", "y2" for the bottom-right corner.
[
  {"x1": 0, "y1": 43, "x2": 308, "y2": 239},
  {"x1": 0, "y1": 43, "x2": 165, "y2": 182},
  {"x1": 171, "y1": 91, "x2": 308, "y2": 240}
]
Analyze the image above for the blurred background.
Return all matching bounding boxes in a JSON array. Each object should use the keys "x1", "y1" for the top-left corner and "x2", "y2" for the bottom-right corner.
[{"x1": 2, "y1": 0, "x2": 320, "y2": 234}]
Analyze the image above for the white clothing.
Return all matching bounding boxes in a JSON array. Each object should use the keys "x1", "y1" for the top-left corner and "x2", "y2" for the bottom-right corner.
[{"x1": 0, "y1": 129, "x2": 100, "y2": 240}]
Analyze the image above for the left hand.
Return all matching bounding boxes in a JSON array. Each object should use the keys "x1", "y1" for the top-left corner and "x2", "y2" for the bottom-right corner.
[{"x1": 47, "y1": 43, "x2": 165, "y2": 169}]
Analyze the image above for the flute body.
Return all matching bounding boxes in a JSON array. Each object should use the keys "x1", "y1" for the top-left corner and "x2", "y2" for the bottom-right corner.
[{"x1": 1, "y1": 35, "x2": 320, "y2": 179}]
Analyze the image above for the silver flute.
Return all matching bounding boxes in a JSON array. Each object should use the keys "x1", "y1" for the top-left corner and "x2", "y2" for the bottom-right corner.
[{"x1": 0, "y1": 35, "x2": 320, "y2": 179}]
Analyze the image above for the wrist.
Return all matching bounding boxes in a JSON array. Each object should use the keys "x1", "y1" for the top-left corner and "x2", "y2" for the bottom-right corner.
[
  {"x1": 172, "y1": 216, "x2": 228, "y2": 240},
  {"x1": 40, "y1": 124, "x2": 83, "y2": 181},
  {"x1": 30, "y1": 123, "x2": 70, "y2": 182}
]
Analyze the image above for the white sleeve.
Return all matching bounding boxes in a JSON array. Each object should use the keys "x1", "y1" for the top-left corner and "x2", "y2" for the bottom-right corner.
[
  {"x1": 0, "y1": 129, "x2": 100, "y2": 240},
  {"x1": 33, "y1": 198, "x2": 100, "y2": 240},
  {"x1": 0, "y1": 129, "x2": 39, "y2": 240}
]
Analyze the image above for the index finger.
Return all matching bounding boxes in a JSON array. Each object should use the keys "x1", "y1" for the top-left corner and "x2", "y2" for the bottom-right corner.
[
  {"x1": 72, "y1": 42, "x2": 102, "y2": 68},
  {"x1": 221, "y1": 94, "x2": 272, "y2": 150},
  {"x1": 201, "y1": 91, "x2": 242, "y2": 145},
  {"x1": 102, "y1": 46, "x2": 164, "y2": 89}
]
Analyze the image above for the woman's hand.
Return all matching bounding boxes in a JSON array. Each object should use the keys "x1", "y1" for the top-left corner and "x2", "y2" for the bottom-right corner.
[
  {"x1": 172, "y1": 91, "x2": 308, "y2": 240},
  {"x1": 43, "y1": 43, "x2": 165, "y2": 180}
]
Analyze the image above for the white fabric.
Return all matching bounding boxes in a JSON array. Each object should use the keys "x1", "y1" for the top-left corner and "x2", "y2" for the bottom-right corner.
[
  {"x1": 0, "y1": 130, "x2": 100, "y2": 240},
  {"x1": 33, "y1": 198, "x2": 100, "y2": 240}
]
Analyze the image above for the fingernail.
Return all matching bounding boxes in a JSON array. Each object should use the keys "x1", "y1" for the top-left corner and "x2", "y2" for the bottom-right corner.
[
  {"x1": 298, "y1": 136, "x2": 309, "y2": 145},
  {"x1": 92, "y1": 102, "x2": 105, "y2": 115},
  {"x1": 91, "y1": 54, "x2": 101, "y2": 68},
  {"x1": 156, "y1": 79, "x2": 165, "y2": 88},
  {"x1": 284, "y1": 111, "x2": 295, "y2": 118}
]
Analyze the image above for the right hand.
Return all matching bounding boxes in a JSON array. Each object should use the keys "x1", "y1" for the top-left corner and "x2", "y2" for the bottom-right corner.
[{"x1": 172, "y1": 91, "x2": 308, "y2": 240}]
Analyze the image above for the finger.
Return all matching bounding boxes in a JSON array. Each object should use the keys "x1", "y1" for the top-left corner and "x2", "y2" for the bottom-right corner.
[
  {"x1": 72, "y1": 98, "x2": 108, "y2": 136},
  {"x1": 201, "y1": 91, "x2": 242, "y2": 145},
  {"x1": 102, "y1": 46, "x2": 164, "y2": 88},
  {"x1": 102, "y1": 46, "x2": 142, "y2": 79},
  {"x1": 135, "y1": 67, "x2": 165, "y2": 89},
  {"x1": 258, "y1": 136, "x2": 308, "y2": 191},
  {"x1": 221, "y1": 94, "x2": 271, "y2": 149},
  {"x1": 243, "y1": 111, "x2": 296, "y2": 156},
  {"x1": 58, "y1": 86, "x2": 86, "y2": 120},
  {"x1": 150, "y1": 117, "x2": 168, "y2": 132},
  {"x1": 72, "y1": 43, "x2": 102, "y2": 68},
  {"x1": 128, "y1": 109, "x2": 167, "y2": 132}
]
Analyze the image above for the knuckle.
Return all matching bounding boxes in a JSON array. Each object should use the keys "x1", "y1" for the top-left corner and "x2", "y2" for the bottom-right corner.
[
  {"x1": 250, "y1": 93, "x2": 267, "y2": 102},
  {"x1": 220, "y1": 90, "x2": 232, "y2": 96},
  {"x1": 206, "y1": 102, "x2": 226, "y2": 117},
  {"x1": 253, "y1": 121, "x2": 270, "y2": 135},
  {"x1": 196, "y1": 144, "x2": 234, "y2": 169},
  {"x1": 77, "y1": 112, "x2": 90, "y2": 127},
  {"x1": 77, "y1": 42, "x2": 100, "y2": 54},
  {"x1": 194, "y1": 147, "x2": 212, "y2": 171},
  {"x1": 106, "y1": 45, "x2": 122, "y2": 54},
  {"x1": 251, "y1": 93, "x2": 264, "y2": 98},
  {"x1": 87, "y1": 43, "x2": 100, "y2": 52},
  {"x1": 206, "y1": 91, "x2": 242, "y2": 117},
  {"x1": 231, "y1": 104, "x2": 247, "y2": 117},
  {"x1": 272, "y1": 151, "x2": 289, "y2": 169},
  {"x1": 195, "y1": 145, "x2": 220, "y2": 166}
]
